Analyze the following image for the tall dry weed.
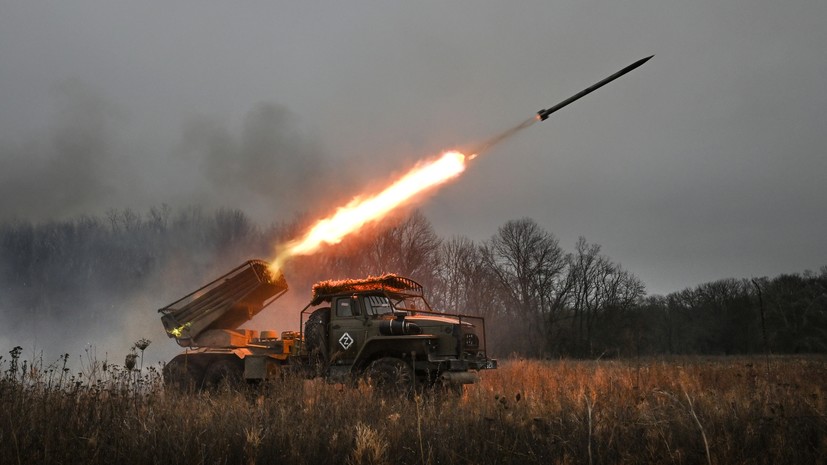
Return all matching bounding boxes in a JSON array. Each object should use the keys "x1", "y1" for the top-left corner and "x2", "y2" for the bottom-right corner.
[{"x1": 347, "y1": 423, "x2": 390, "y2": 465}]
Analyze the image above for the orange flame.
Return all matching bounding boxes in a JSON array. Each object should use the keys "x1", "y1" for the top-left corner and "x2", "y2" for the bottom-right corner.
[{"x1": 272, "y1": 151, "x2": 467, "y2": 270}]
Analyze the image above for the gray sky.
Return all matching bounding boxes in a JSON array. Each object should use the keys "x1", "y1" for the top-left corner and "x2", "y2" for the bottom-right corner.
[{"x1": 1, "y1": 1, "x2": 825, "y2": 296}]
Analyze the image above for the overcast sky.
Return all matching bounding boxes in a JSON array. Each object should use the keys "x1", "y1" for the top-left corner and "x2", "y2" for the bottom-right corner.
[{"x1": 1, "y1": 1, "x2": 825, "y2": 296}]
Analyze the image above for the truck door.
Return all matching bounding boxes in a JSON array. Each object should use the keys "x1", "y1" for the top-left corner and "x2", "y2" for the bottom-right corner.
[{"x1": 328, "y1": 296, "x2": 365, "y2": 365}]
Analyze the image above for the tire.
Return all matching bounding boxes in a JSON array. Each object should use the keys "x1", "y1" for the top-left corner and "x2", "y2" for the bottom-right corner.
[
  {"x1": 163, "y1": 356, "x2": 205, "y2": 392},
  {"x1": 201, "y1": 358, "x2": 244, "y2": 391},
  {"x1": 365, "y1": 357, "x2": 414, "y2": 397}
]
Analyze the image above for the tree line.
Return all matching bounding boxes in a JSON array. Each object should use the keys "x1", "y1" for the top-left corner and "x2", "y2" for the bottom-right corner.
[{"x1": 1, "y1": 206, "x2": 825, "y2": 358}]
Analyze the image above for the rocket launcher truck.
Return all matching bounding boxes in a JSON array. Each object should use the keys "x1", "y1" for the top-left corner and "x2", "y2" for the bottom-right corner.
[{"x1": 159, "y1": 260, "x2": 496, "y2": 392}]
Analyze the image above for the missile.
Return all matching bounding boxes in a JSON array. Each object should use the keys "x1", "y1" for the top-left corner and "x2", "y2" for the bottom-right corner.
[
  {"x1": 537, "y1": 55, "x2": 653, "y2": 121},
  {"x1": 469, "y1": 55, "x2": 653, "y2": 156}
]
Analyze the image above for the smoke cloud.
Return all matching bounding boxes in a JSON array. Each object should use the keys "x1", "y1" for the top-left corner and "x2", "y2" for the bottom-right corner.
[
  {"x1": 180, "y1": 103, "x2": 332, "y2": 222},
  {"x1": 0, "y1": 80, "x2": 126, "y2": 220},
  {"x1": 0, "y1": 80, "x2": 330, "y2": 225}
]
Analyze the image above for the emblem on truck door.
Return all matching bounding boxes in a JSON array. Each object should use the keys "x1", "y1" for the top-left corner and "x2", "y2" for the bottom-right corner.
[{"x1": 339, "y1": 332, "x2": 354, "y2": 350}]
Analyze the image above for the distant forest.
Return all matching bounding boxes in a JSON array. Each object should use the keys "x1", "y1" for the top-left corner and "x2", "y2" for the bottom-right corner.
[{"x1": 1, "y1": 206, "x2": 825, "y2": 358}]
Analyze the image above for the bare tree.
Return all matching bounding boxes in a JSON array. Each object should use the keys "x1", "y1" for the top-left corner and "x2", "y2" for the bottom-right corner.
[
  {"x1": 482, "y1": 218, "x2": 570, "y2": 356},
  {"x1": 362, "y1": 210, "x2": 441, "y2": 287},
  {"x1": 433, "y1": 236, "x2": 476, "y2": 312},
  {"x1": 569, "y1": 237, "x2": 645, "y2": 356},
  {"x1": 433, "y1": 236, "x2": 503, "y2": 318}
]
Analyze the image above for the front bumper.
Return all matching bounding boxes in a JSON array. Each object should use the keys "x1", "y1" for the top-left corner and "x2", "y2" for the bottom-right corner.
[{"x1": 469, "y1": 358, "x2": 497, "y2": 370}]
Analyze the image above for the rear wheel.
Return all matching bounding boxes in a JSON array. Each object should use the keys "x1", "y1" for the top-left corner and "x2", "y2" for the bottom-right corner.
[
  {"x1": 163, "y1": 356, "x2": 205, "y2": 392},
  {"x1": 202, "y1": 358, "x2": 244, "y2": 391}
]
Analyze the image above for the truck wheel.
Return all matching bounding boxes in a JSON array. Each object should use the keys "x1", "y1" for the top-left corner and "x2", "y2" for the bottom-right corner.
[
  {"x1": 202, "y1": 358, "x2": 243, "y2": 390},
  {"x1": 365, "y1": 357, "x2": 413, "y2": 396},
  {"x1": 163, "y1": 356, "x2": 204, "y2": 392}
]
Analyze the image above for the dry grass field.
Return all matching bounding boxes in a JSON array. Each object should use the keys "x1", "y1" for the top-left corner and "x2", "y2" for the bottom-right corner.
[{"x1": 2, "y1": 351, "x2": 825, "y2": 465}]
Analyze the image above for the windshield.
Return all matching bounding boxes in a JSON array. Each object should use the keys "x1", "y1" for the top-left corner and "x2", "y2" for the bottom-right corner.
[
  {"x1": 364, "y1": 295, "x2": 394, "y2": 316},
  {"x1": 363, "y1": 294, "x2": 432, "y2": 316},
  {"x1": 390, "y1": 295, "x2": 431, "y2": 313}
]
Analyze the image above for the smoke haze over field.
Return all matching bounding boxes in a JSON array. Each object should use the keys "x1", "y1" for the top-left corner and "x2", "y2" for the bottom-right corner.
[
  {"x1": 0, "y1": 83, "x2": 330, "y2": 223},
  {"x1": 0, "y1": 80, "x2": 126, "y2": 220},
  {"x1": 1, "y1": 2, "x2": 826, "y2": 363}
]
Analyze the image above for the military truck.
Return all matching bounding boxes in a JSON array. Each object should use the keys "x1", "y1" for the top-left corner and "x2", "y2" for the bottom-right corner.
[{"x1": 159, "y1": 260, "x2": 496, "y2": 392}]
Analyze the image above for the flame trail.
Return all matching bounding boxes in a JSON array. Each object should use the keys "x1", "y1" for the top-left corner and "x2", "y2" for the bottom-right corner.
[
  {"x1": 270, "y1": 118, "x2": 537, "y2": 272},
  {"x1": 271, "y1": 150, "x2": 467, "y2": 270}
]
